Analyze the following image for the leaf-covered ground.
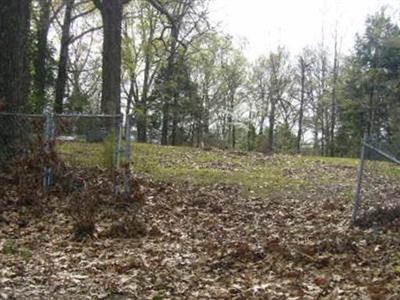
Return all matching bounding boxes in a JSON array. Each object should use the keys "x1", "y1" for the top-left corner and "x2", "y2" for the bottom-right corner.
[{"x1": 1, "y1": 144, "x2": 400, "y2": 299}]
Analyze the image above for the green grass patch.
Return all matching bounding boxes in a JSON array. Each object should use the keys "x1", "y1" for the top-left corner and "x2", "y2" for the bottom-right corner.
[
  {"x1": 58, "y1": 142, "x2": 372, "y2": 197},
  {"x1": 130, "y1": 143, "x2": 359, "y2": 197}
]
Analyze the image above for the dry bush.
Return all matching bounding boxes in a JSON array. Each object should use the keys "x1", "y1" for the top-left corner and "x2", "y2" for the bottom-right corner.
[
  {"x1": 2, "y1": 130, "x2": 148, "y2": 241},
  {"x1": 66, "y1": 169, "x2": 147, "y2": 240},
  {"x1": 354, "y1": 206, "x2": 400, "y2": 229},
  {"x1": 104, "y1": 214, "x2": 146, "y2": 239},
  {"x1": 68, "y1": 188, "x2": 97, "y2": 240},
  {"x1": 115, "y1": 167, "x2": 146, "y2": 209},
  {"x1": 4, "y1": 127, "x2": 65, "y2": 208}
]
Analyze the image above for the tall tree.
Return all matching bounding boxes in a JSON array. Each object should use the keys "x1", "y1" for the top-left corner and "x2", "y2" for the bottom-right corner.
[
  {"x1": 0, "y1": 1, "x2": 31, "y2": 110},
  {"x1": 148, "y1": 0, "x2": 207, "y2": 145},
  {"x1": 295, "y1": 48, "x2": 314, "y2": 153},
  {"x1": 0, "y1": 0, "x2": 31, "y2": 162},
  {"x1": 148, "y1": 0, "x2": 187, "y2": 145},
  {"x1": 93, "y1": 0, "x2": 130, "y2": 115},
  {"x1": 54, "y1": 0, "x2": 75, "y2": 113},
  {"x1": 339, "y1": 10, "x2": 400, "y2": 154},
  {"x1": 221, "y1": 50, "x2": 246, "y2": 149},
  {"x1": 266, "y1": 47, "x2": 291, "y2": 154},
  {"x1": 122, "y1": 0, "x2": 162, "y2": 142},
  {"x1": 329, "y1": 27, "x2": 339, "y2": 156},
  {"x1": 190, "y1": 32, "x2": 231, "y2": 147},
  {"x1": 32, "y1": 0, "x2": 51, "y2": 111},
  {"x1": 249, "y1": 56, "x2": 269, "y2": 135},
  {"x1": 54, "y1": 0, "x2": 100, "y2": 113}
]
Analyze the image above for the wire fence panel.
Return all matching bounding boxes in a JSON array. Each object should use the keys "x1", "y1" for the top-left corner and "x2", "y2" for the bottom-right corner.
[
  {"x1": 353, "y1": 135, "x2": 400, "y2": 227},
  {"x1": 0, "y1": 112, "x2": 46, "y2": 166},
  {"x1": 0, "y1": 112, "x2": 134, "y2": 195},
  {"x1": 53, "y1": 114, "x2": 123, "y2": 169}
]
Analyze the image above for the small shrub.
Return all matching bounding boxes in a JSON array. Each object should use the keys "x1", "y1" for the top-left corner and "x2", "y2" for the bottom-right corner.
[
  {"x1": 152, "y1": 293, "x2": 164, "y2": 300},
  {"x1": 275, "y1": 123, "x2": 297, "y2": 154},
  {"x1": 255, "y1": 133, "x2": 269, "y2": 153},
  {"x1": 68, "y1": 190, "x2": 97, "y2": 240},
  {"x1": 2, "y1": 239, "x2": 16, "y2": 255},
  {"x1": 105, "y1": 215, "x2": 146, "y2": 239},
  {"x1": 19, "y1": 247, "x2": 32, "y2": 261}
]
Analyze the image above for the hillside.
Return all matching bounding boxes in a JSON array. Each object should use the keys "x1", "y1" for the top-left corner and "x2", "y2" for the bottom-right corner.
[{"x1": 1, "y1": 144, "x2": 400, "y2": 299}]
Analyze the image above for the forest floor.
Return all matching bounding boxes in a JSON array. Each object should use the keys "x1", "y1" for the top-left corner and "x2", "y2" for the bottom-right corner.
[{"x1": 1, "y1": 143, "x2": 400, "y2": 299}]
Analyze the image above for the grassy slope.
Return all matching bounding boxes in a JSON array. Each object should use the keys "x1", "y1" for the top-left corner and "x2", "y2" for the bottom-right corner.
[
  {"x1": 59, "y1": 142, "x2": 400, "y2": 200},
  {"x1": 59, "y1": 142, "x2": 360, "y2": 198},
  {"x1": 3, "y1": 142, "x2": 400, "y2": 298},
  {"x1": 133, "y1": 143, "x2": 360, "y2": 198}
]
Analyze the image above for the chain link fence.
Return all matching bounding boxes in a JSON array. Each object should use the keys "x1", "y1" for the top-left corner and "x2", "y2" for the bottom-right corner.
[
  {"x1": 352, "y1": 134, "x2": 400, "y2": 227},
  {"x1": 0, "y1": 112, "x2": 134, "y2": 193},
  {"x1": 0, "y1": 112, "x2": 46, "y2": 164}
]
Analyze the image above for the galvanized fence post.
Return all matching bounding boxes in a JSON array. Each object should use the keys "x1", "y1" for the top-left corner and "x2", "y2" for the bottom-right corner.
[
  {"x1": 43, "y1": 112, "x2": 54, "y2": 191},
  {"x1": 123, "y1": 114, "x2": 132, "y2": 196},
  {"x1": 115, "y1": 115, "x2": 123, "y2": 169},
  {"x1": 352, "y1": 132, "x2": 368, "y2": 225},
  {"x1": 125, "y1": 114, "x2": 132, "y2": 162}
]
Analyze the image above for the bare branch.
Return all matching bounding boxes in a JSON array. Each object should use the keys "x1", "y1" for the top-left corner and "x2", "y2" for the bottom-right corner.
[{"x1": 69, "y1": 25, "x2": 102, "y2": 44}]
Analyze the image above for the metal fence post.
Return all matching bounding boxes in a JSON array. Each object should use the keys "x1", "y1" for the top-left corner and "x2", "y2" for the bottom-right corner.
[
  {"x1": 43, "y1": 112, "x2": 54, "y2": 191},
  {"x1": 125, "y1": 114, "x2": 132, "y2": 162},
  {"x1": 115, "y1": 115, "x2": 123, "y2": 169},
  {"x1": 123, "y1": 114, "x2": 132, "y2": 196},
  {"x1": 352, "y1": 132, "x2": 368, "y2": 225}
]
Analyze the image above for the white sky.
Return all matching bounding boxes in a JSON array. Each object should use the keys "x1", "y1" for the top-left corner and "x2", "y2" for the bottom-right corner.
[{"x1": 209, "y1": 0, "x2": 399, "y2": 61}]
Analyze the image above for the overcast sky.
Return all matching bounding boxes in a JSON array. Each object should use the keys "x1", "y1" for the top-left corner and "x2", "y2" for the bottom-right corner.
[{"x1": 208, "y1": 0, "x2": 399, "y2": 61}]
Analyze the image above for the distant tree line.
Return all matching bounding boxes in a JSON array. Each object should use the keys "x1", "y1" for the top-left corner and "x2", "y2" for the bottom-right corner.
[{"x1": 1, "y1": 1, "x2": 399, "y2": 157}]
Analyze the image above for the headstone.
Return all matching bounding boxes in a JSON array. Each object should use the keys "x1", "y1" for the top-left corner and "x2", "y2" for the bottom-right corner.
[{"x1": 86, "y1": 128, "x2": 107, "y2": 142}]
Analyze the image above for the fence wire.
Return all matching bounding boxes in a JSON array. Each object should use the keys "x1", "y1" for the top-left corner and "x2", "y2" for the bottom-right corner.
[
  {"x1": 353, "y1": 135, "x2": 400, "y2": 227},
  {"x1": 0, "y1": 112, "x2": 134, "y2": 194},
  {"x1": 0, "y1": 113, "x2": 46, "y2": 166},
  {"x1": 54, "y1": 114, "x2": 123, "y2": 168}
]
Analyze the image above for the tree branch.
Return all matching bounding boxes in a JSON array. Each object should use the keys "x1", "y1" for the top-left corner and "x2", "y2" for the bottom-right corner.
[
  {"x1": 147, "y1": 0, "x2": 174, "y2": 24},
  {"x1": 50, "y1": 1, "x2": 66, "y2": 24},
  {"x1": 71, "y1": 6, "x2": 96, "y2": 21},
  {"x1": 69, "y1": 25, "x2": 103, "y2": 44}
]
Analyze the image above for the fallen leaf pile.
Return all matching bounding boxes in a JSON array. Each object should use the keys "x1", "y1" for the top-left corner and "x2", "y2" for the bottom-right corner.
[{"x1": 1, "y1": 156, "x2": 400, "y2": 299}]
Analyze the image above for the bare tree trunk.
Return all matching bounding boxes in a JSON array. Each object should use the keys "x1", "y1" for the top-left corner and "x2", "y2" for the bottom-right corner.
[
  {"x1": 296, "y1": 57, "x2": 306, "y2": 153},
  {"x1": 171, "y1": 97, "x2": 178, "y2": 146},
  {"x1": 196, "y1": 115, "x2": 202, "y2": 148},
  {"x1": 54, "y1": 0, "x2": 74, "y2": 114},
  {"x1": 247, "y1": 111, "x2": 256, "y2": 151},
  {"x1": 93, "y1": 0, "x2": 129, "y2": 116},
  {"x1": 258, "y1": 113, "x2": 266, "y2": 135},
  {"x1": 232, "y1": 124, "x2": 236, "y2": 149},
  {"x1": 202, "y1": 90, "x2": 210, "y2": 146},
  {"x1": 0, "y1": 1, "x2": 31, "y2": 163},
  {"x1": 102, "y1": 1, "x2": 122, "y2": 114},
  {"x1": 136, "y1": 103, "x2": 147, "y2": 142},
  {"x1": 320, "y1": 113, "x2": 326, "y2": 156},
  {"x1": 313, "y1": 127, "x2": 319, "y2": 153},
  {"x1": 125, "y1": 78, "x2": 134, "y2": 137},
  {"x1": 0, "y1": 0, "x2": 31, "y2": 110},
  {"x1": 367, "y1": 90, "x2": 374, "y2": 136},
  {"x1": 136, "y1": 76, "x2": 148, "y2": 143},
  {"x1": 227, "y1": 95, "x2": 235, "y2": 149},
  {"x1": 33, "y1": 0, "x2": 51, "y2": 112},
  {"x1": 137, "y1": 36, "x2": 153, "y2": 143},
  {"x1": 159, "y1": 27, "x2": 178, "y2": 145},
  {"x1": 161, "y1": 102, "x2": 169, "y2": 145},
  {"x1": 330, "y1": 31, "x2": 339, "y2": 156},
  {"x1": 267, "y1": 97, "x2": 276, "y2": 154}
]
